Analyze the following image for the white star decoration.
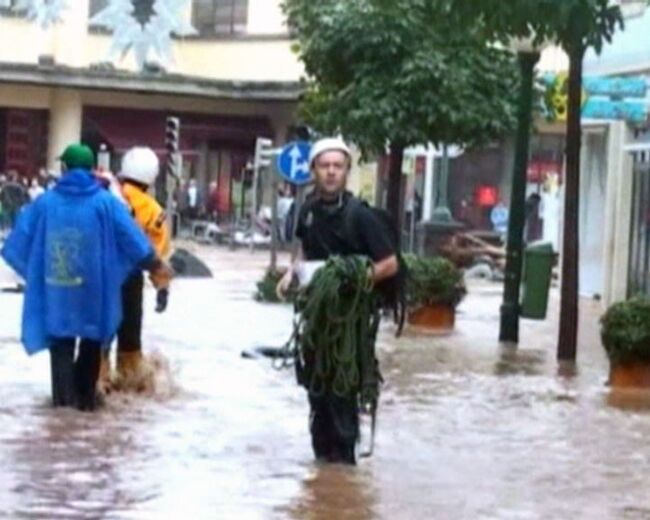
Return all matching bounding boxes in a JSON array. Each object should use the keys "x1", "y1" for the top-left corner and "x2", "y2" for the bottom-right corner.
[
  {"x1": 14, "y1": 0, "x2": 66, "y2": 29},
  {"x1": 90, "y1": 0, "x2": 197, "y2": 71}
]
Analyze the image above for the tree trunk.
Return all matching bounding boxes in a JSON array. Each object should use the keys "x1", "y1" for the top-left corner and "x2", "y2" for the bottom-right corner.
[
  {"x1": 557, "y1": 42, "x2": 585, "y2": 362},
  {"x1": 387, "y1": 143, "x2": 405, "y2": 237}
]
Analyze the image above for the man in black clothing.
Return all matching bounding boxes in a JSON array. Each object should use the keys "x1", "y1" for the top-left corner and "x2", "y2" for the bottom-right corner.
[
  {"x1": 278, "y1": 137, "x2": 398, "y2": 464},
  {"x1": 0, "y1": 173, "x2": 29, "y2": 229}
]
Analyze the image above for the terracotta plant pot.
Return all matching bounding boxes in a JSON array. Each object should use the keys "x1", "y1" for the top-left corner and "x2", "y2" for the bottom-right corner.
[
  {"x1": 609, "y1": 362, "x2": 650, "y2": 388},
  {"x1": 407, "y1": 304, "x2": 455, "y2": 331}
]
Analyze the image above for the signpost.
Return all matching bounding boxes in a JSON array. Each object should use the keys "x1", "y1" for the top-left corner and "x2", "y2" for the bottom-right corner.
[
  {"x1": 277, "y1": 141, "x2": 312, "y2": 259},
  {"x1": 277, "y1": 141, "x2": 312, "y2": 186}
]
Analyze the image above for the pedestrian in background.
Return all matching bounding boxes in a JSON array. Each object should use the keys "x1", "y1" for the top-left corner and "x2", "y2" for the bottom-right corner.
[
  {"x1": 277, "y1": 184, "x2": 294, "y2": 242},
  {"x1": 187, "y1": 178, "x2": 200, "y2": 220},
  {"x1": 206, "y1": 180, "x2": 219, "y2": 222},
  {"x1": 0, "y1": 174, "x2": 6, "y2": 233},
  {"x1": 28, "y1": 178, "x2": 45, "y2": 201},
  {"x1": 490, "y1": 199, "x2": 509, "y2": 239},
  {"x1": 0, "y1": 171, "x2": 29, "y2": 229},
  {"x1": 0, "y1": 144, "x2": 169, "y2": 411}
]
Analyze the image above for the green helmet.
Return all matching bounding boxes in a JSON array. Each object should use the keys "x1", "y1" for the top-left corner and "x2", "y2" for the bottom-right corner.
[{"x1": 59, "y1": 144, "x2": 95, "y2": 170}]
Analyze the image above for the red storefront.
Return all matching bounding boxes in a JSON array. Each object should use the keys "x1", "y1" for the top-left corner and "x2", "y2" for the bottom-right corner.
[
  {"x1": 0, "y1": 108, "x2": 49, "y2": 179},
  {"x1": 82, "y1": 106, "x2": 272, "y2": 218}
]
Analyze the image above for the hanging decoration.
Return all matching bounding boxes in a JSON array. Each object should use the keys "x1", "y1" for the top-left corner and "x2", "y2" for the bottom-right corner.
[
  {"x1": 13, "y1": 0, "x2": 66, "y2": 29},
  {"x1": 90, "y1": 0, "x2": 196, "y2": 71}
]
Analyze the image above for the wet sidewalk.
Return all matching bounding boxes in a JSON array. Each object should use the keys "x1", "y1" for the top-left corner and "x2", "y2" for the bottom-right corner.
[{"x1": 1, "y1": 244, "x2": 649, "y2": 519}]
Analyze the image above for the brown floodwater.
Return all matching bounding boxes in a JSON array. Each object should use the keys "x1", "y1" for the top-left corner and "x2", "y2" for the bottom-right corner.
[{"x1": 1, "y1": 245, "x2": 650, "y2": 519}]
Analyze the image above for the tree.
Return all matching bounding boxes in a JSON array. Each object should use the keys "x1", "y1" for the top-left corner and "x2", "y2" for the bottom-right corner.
[
  {"x1": 283, "y1": 0, "x2": 519, "y2": 226},
  {"x1": 449, "y1": 0, "x2": 623, "y2": 360}
]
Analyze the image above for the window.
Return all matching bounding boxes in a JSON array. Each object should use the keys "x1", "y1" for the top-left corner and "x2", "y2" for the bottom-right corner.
[
  {"x1": 0, "y1": 0, "x2": 18, "y2": 10},
  {"x1": 90, "y1": 1, "x2": 157, "y2": 26},
  {"x1": 89, "y1": 0, "x2": 108, "y2": 19},
  {"x1": 192, "y1": 0, "x2": 248, "y2": 36}
]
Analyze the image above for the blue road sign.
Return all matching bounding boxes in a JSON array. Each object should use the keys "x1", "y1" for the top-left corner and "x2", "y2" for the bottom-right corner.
[{"x1": 277, "y1": 141, "x2": 312, "y2": 185}]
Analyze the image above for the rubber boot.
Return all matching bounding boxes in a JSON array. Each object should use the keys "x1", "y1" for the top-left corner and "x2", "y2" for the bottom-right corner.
[
  {"x1": 96, "y1": 351, "x2": 112, "y2": 396},
  {"x1": 49, "y1": 342, "x2": 76, "y2": 408},
  {"x1": 116, "y1": 350, "x2": 154, "y2": 393},
  {"x1": 74, "y1": 340, "x2": 102, "y2": 412}
]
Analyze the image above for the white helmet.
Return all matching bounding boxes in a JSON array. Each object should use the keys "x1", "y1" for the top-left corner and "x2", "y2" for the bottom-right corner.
[
  {"x1": 309, "y1": 137, "x2": 351, "y2": 169},
  {"x1": 120, "y1": 147, "x2": 160, "y2": 186}
]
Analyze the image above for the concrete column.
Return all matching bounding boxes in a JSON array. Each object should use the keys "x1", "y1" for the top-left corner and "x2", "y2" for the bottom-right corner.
[
  {"x1": 602, "y1": 121, "x2": 634, "y2": 306},
  {"x1": 422, "y1": 144, "x2": 435, "y2": 221},
  {"x1": 47, "y1": 89, "x2": 82, "y2": 171}
]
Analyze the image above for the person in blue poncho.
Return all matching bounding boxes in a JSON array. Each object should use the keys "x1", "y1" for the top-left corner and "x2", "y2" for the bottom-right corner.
[{"x1": 1, "y1": 144, "x2": 172, "y2": 411}]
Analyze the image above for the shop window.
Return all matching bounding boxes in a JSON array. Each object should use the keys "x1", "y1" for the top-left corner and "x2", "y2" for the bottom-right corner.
[{"x1": 192, "y1": 0, "x2": 248, "y2": 36}]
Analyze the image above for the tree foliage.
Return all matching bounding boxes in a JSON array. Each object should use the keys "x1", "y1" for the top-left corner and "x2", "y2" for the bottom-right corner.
[
  {"x1": 601, "y1": 298, "x2": 650, "y2": 364},
  {"x1": 283, "y1": 0, "x2": 520, "y2": 156},
  {"x1": 447, "y1": 0, "x2": 623, "y2": 54}
]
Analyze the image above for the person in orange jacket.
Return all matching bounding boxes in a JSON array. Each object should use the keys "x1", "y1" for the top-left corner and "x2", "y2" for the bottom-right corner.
[{"x1": 99, "y1": 146, "x2": 172, "y2": 392}]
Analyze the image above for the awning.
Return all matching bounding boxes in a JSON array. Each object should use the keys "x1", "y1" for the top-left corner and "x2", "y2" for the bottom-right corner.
[{"x1": 83, "y1": 106, "x2": 272, "y2": 154}]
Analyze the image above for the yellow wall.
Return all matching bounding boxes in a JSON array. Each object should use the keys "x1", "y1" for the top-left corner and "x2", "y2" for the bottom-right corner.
[
  {"x1": 0, "y1": 84, "x2": 51, "y2": 108},
  {"x1": 0, "y1": 0, "x2": 302, "y2": 82},
  {"x1": 80, "y1": 34, "x2": 303, "y2": 82}
]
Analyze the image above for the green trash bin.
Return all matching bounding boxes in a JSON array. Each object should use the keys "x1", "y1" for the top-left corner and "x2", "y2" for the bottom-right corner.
[{"x1": 520, "y1": 242, "x2": 555, "y2": 320}]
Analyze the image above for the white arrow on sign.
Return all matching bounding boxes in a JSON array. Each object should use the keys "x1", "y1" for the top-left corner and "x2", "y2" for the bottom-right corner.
[{"x1": 288, "y1": 144, "x2": 309, "y2": 180}]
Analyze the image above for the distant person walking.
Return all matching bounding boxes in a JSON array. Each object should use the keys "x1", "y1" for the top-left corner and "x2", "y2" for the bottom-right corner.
[
  {"x1": 28, "y1": 178, "x2": 45, "y2": 201},
  {"x1": 490, "y1": 200, "x2": 509, "y2": 238},
  {"x1": 187, "y1": 179, "x2": 200, "y2": 220},
  {"x1": 0, "y1": 173, "x2": 29, "y2": 229}
]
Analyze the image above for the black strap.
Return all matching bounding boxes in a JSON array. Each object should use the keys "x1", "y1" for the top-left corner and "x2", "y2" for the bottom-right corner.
[{"x1": 341, "y1": 196, "x2": 366, "y2": 253}]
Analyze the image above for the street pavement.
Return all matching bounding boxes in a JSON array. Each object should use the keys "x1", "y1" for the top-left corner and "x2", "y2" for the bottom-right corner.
[{"x1": 1, "y1": 242, "x2": 649, "y2": 519}]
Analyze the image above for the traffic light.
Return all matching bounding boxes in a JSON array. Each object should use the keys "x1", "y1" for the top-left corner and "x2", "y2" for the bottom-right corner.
[
  {"x1": 165, "y1": 116, "x2": 181, "y2": 181},
  {"x1": 254, "y1": 137, "x2": 273, "y2": 170}
]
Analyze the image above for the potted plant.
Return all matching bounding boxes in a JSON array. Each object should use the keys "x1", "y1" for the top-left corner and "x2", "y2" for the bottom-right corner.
[
  {"x1": 404, "y1": 254, "x2": 466, "y2": 331},
  {"x1": 601, "y1": 298, "x2": 650, "y2": 388},
  {"x1": 254, "y1": 267, "x2": 288, "y2": 303}
]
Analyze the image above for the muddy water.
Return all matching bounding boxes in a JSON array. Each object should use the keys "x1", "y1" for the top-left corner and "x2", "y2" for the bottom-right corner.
[{"x1": 1, "y1": 245, "x2": 650, "y2": 519}]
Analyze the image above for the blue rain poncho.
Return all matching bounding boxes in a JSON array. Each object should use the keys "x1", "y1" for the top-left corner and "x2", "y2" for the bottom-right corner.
[{"x1": 1, "y1": 169, "x2": 154, "y2": 354}]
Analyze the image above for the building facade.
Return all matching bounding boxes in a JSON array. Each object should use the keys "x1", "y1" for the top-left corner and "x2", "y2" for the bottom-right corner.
[
  {"x1": 581, "y1": 5, "x2": 650, "y2": 304},
  {"x1": 0, "y1": 0, "x2": 302, "y2": 218}
]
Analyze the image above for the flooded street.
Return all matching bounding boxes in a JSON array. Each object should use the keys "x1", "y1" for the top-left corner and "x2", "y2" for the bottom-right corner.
[{"x1": 2, "y1": 244, "x2": 650, "y2": 519}]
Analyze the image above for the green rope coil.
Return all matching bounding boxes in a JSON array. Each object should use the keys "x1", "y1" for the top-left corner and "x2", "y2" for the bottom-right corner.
[{"x1": 294, "y1": 256, "x2": 380, "y2": 401}]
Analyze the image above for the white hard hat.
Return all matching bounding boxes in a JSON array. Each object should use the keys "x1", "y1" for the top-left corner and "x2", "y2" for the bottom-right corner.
[
  {"x1": 120, "y1": 147, "x2": 160, "y2": 186},
  {"x1": 309, "y1": 137, "x2": 351, "y2": 168}
]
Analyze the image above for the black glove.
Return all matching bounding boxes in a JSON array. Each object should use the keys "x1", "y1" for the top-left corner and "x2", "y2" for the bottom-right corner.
[{"x1": 155, "y1": 288, "x2": 169, "y2": 313}]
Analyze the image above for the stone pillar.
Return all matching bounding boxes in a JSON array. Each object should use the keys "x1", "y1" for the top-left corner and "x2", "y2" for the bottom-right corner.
[
  {"x1": 47, "y1": 89, "x2": 83, "y2": 171},
  {"x1": 602, "y1": 121, "x2": 634, "y2": 306}
]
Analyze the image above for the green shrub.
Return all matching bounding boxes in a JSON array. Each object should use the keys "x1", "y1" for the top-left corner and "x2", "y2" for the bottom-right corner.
[
  {"x1": 601, "y1": 297, "x2": 650, "y2": 364},
  {"x1": 254, "y1": 267, "x2": 289, "y2": 303},
  {"x1": 403, "y1": 254, "x2": 466, "y2": 309}
]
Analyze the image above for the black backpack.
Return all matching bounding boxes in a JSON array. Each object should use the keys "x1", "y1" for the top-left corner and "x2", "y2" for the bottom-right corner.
[{"x1": 342, "y1": 197, "x2": 407, "y2": 337}]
